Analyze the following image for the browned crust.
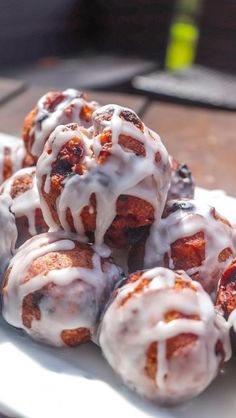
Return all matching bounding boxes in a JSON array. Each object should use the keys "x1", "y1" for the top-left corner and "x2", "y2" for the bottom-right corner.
[
  {"x1": 40, "y1": 129, "x2": 157, "y2": 248},
  {"x1": 61, "y1": 328, "x2": 91, "y2": 346}
]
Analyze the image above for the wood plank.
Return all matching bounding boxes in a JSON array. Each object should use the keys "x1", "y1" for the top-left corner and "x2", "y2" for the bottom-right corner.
[
  {"x1": 87, "y1": 91, "x2": 147, "y2": 115},
  {"x1": 0, "y1": 86, "x2": 147, "y2": 138},
  {"x1": 0, "y1": 86, "x2": 48, "y2": 137},
  {"x1": 0, "y1": 77, "x2": 25, "y2": 105},
  {"x1": 143, "y1": 102, "x2": 236, "y2": 196}
]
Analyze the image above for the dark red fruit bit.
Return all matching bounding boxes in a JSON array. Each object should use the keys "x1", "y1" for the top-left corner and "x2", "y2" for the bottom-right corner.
[
  {"x1": 54, "y1": 159, "x2": 73, "y2": 175},
  {"x1": 31, "y1": 292, "x2": 44, "y2": 308},
  {"x1": 220, "y1": 260, "x2": 236, "y2": 286},
  {"x1": 163, "y1": 200, "x2": 195, "y2": 218},
  {"x1": 155, "y1": 152, "x2": 162, "y2": 163},
  {"x1": 224, "y1": 269, "x2": 236, "y2": 286},
  {"x1": 96, "y1": 108, "x2": 114, "y2": 123},
  {"x1": 215, "y1": 339, "x2": 225, "y2": 367},
  {"x1": 177, "y1": 164, "x2": 192, "y2": 180},
  {"x1": 126, "y1": 225, "x2": 149, "y2": 245},
  {"x1": 119, "y1": 195, "x2": 128, "y2": 201},
  {"x1": 44, "y1": 92, "x2": 65, "y2": 113},
  {"x1": 66, "y1": 123, "x2": 80, "y2": 131},
  {"x1": 72, "y1": 145, "x2": 83, "y2": 157},
  {"x1": 216, "y1": 263, "x2": 236, "y2": 319},
  {"x1": 120, "y1": 110, "x2": 143, "y2": 131},
  {"x1": 172, "y1": 201, "x2": 194, "y2": 212}
]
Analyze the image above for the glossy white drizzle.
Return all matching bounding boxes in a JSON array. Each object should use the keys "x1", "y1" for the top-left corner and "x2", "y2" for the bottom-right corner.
[
  {"x1": 0, "y1": 134, "x2": 26, "y2": 185},
  {"x1": 36, "y1": 104, "x2": 171, "y2": 251},
  {"x1": 0, "y1": 194, "x2": 17, "y2": 279},
  {"x1": 144, "y1": 200, "x2": 235, "y2": 294},
  {"x1": 2, "y1": 231, "x2": 121, "y2": 346},
  {"x1": 30, "y1": 88, "x2": 98, "y2": 158},
  {"x1": 99, "y1": 267, "x2": 231, "y2": 404},
  {"x1": 1, "y1": 167, "x2": 43, "y2": 236}
]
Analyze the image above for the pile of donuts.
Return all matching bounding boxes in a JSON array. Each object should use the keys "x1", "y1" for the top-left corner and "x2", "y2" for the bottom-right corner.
[{"x1": 0, "y1": 88, "x2": 235, "y2": 405}]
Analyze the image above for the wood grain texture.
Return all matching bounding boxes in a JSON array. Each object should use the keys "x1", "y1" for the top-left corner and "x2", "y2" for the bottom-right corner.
[
  {"x1": 143, "y1": 102, "x2": 236, "y2": 196},
  {"x1": 0, "y1": 86, "x2": 147, "y2": 137}
]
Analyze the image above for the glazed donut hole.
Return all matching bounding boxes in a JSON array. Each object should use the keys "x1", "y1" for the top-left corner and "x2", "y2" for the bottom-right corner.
[
  {"x1": 0, "y1": 194, "x2": 17, "y2": 279},
  {"x1": 0, "y1": 167, "x2": 48, "y2": 248},
  {"x1": 99, "y1": 267, "x2": 231, "y2": 404},
  {"x1": 128, "y1": 199, "x2": 235, "y2": 296},
  {"x1": 0, "y1": 136, "x2": 34, "y2": 186},
  {"x1": 22, "y1": 89, "x2": 99, "y2": 163},
  {"x1": 216, "y1": 259, "x2": 236, "y2": 353},
  {"x1": 2, "y1": 89, "x2": 234, "y2": 408},
  {"x1": 36, "y1": 104, "x2": 171, "y2": 250},
  {"x1": 2, "y1": 232, "x2": 122, "y2": 347}
]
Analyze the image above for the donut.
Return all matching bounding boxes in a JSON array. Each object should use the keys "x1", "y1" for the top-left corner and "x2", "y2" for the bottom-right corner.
[
  {"x1": 99, "y1": 267, "x2": 231, "y2": 404},
  {"x1": 23, "y1": 89, "x2": 99, "y2": 162},
  {"x1": 0, "y1": 134, "x2": 33, "y2": 185},
  {"x1": 36, "y1": 105, "x2": 171, "y2": 250},
  {"x1": 128, "y1": 199, "x2": 235, "y2": 295},
  {"x1": 0, "y1": 194, "x2": 17, "y2": 278},
  {"x1": 0, "y1": 167, "x2": 48, "y2": 247},
  {"x1": 167, "y1": 156, "x2": 195, "y2": 200},
  {"x1": 2, "y1": 231, "x2": 122, "y2": 346},
  {"x1": 216, "y1": 259, "x2": 236, "y2": 353}
]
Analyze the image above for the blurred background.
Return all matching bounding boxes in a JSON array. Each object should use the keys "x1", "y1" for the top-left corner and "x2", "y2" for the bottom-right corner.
[{"x1": 0, "y1": 0, "x2": 236, "y2": 108}]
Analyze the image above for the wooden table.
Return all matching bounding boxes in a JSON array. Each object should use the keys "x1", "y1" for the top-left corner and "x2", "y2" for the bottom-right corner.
[
  {"x1": 1, "y1": 77, "x2": 235, "y2": 197},
  {"x1": 0, "y1": 79, "x2": 236, "y2": 196},
  {"x1": 0, "y1": 78, "x2": 235, "y2": 418}
]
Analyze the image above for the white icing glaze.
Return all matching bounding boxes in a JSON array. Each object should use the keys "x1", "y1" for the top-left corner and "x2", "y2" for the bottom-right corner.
[
  {"x1": 144, "y1": 199, "x2": 235, "y2": 294},
  {"x1": 30, "y1": 89, "x2": 98, "y2": 159},
  {"x1": 99, "y1": 267, "x2": 231, "y2": 404},
  {"x1": 0, "y1": 194, "x2": 17, "y2": 279},
  {"x1": 0, "y1": 134, "x2": 26, "y2": 185},
  {"x1": 1, "y1": 166, "x2": 44, "y2": 236},
  {"x1": 36, "y1": 104, "x2": 171, "y2": 249},
  {"x1": 2, "y1": 231, "x2": 121, "y2": 346},
  {"x1": 195, "y1": 186, "x2": 236, "y2": 227}
]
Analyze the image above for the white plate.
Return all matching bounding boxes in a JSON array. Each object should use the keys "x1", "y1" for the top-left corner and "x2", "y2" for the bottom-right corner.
[{"x1": 0, "y1": 187, "x2": 236, "y2": 418}]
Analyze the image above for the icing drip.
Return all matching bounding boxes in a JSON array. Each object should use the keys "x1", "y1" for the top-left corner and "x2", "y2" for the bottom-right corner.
[
  {"x1": 36, "y1": 104, "x2": 171, "y2": 249},
  {"x1": 0, "y1": 134, "x2": 26, "y2": 184},
  {"x1": 30, "y1": 89, "x2": 98, "y2": 158},
  {"x1": 99, "y1": 267, "x2": 231, "y2": 404},
  {"x1": 144, "y1": 199, "x2": 235, "y2": 294},
  {"x1": 2, "y1": 231, "x2": 121, "y2": 346},
  {"x1": 1, "y1": 167, "x2": 42, "y2": 236},
  {"x1": 0, "y1": 194, "x2": 17, "y2": 278}
]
